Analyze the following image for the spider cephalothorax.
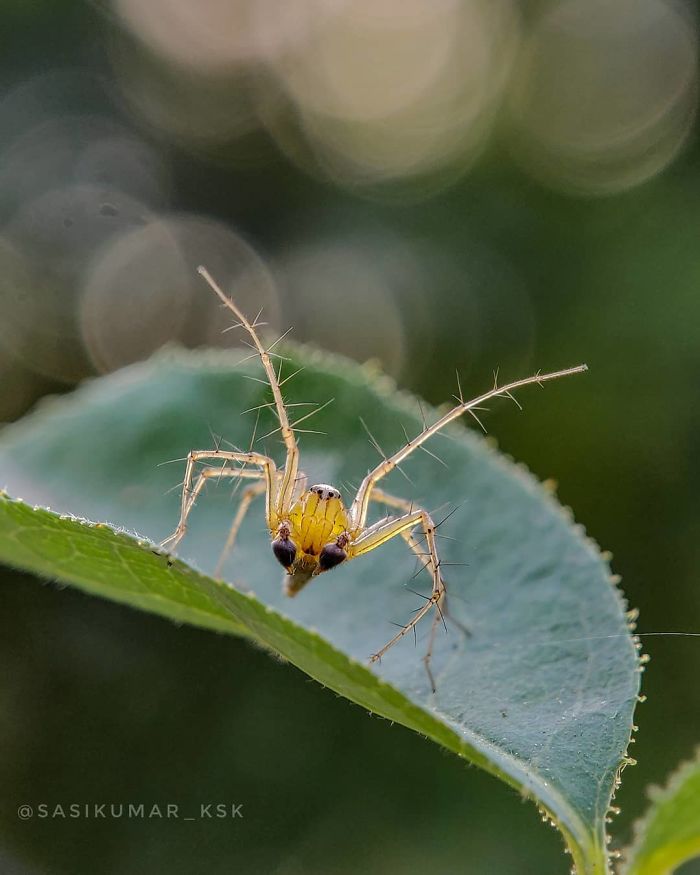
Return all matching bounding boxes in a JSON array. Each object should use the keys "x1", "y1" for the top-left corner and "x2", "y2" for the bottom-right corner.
[
  {"x1": 161, "y1": 266, "x2": 587, "y2": 689},
  {"x1": 271, "y1": 484, "x2": 350, "y2": 595}
]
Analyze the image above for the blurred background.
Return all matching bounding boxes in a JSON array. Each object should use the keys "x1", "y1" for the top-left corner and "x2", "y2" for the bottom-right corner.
[{"x1": 1, "y1": 0, "x2": 700, "y2": 872}]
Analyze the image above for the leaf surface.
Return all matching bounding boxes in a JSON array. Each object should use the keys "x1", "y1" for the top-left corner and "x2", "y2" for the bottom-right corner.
[{"x1": 0, "y1": 347, "x2": 640, "y2": 873}]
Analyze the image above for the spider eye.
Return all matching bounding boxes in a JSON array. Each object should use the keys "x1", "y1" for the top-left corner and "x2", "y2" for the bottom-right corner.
[
  {"x1": 272, "y1": 536, "x2": 297, "y2": 569},
  {"x1": 318, "y1": 542, "x2": 347, "y2": 572}
]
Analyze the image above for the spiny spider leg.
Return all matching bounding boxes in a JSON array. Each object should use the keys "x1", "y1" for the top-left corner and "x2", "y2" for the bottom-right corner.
[
  {"x1": 160, "y1": 450, "x2": 276, "y2": 552},
  {"x1": 344, "y1": 368, "x2": 586, "y2": 683},
  {"x1": 368, "y1": 488, "x2": 437, "y2": 574},
  {"x1": 184, "y1": 466, "x2": 267, "y2": 525},
  {"x1": 349, "y1": 365, "x2": 587, "y2": 530},
  {"x1": 367, "y1": 486, "x2": 461, "y2": 690},
  {"x1": 348, "y1": 505, "x2": 445, "y2": 684},
  {"x1": 197, "y1": 266, "x2": 299, "y2": 517}
]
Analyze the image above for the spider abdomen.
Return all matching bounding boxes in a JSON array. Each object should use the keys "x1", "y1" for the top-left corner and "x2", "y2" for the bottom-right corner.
[{"x1": 288, "y1": 487, "x2": 349, "y2": 557}]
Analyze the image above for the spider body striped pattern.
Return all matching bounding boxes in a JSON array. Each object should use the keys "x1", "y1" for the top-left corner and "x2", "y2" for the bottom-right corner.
[{"x1": 161, "y1": 266, "x2": 587, "y2": 688}]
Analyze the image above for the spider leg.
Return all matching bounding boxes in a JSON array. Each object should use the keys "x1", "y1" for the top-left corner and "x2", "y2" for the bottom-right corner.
[
  {"x1": 214, "y1": 478, "x2": 269, "y2": 578},
  {"x1": 197, "y1": 267, "x2": 299, "y2": 516},
  {"x1": 347, "y1": 505, "x2": 445, "y2": 689},
  {"x1": 213, "y1": 468, "x2": 309, "y2": 577},
  {"x1": 364, "y1": 487, "x2": 469, "y2": 689},
  {"x1": 365, "y1": 487, "x2": 429, "y2": 568},
  {"x1": 368, "y1": 488, "x2": 468, "y2": 612},
  {"x1": 349, "y1": 364, "x2": 587, "y2": 529},
  {"x1": 160, "y1": 449, "x2": 276, "y2": 552}
]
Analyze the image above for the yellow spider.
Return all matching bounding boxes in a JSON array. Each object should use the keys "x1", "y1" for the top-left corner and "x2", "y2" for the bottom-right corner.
[{"x1": 162, "y1": 267, "x2": 586, "y2": 685}]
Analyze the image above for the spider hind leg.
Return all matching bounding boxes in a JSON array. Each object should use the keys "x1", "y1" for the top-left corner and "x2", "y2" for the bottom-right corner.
[
  {"x1": 358, "y1": 487, "x2": 470, "y2": 690},
  {"x1": 348, "y1": 502, "x2": 455, "y2": 690}
]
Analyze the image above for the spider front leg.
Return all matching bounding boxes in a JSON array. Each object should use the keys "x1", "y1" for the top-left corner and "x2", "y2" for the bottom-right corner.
[
  {"x1": 349, "y1": 364, "x2": 588, "y2": 531},
  {"x1": 160, "y1": 449, "x2": 276, "y2": 552},
  {"x1": 348, "y1": 505, "x2": 446, "y2": 690},
  {"x1": 197, "y1": 267, "x2": 300, "y2": 515}
]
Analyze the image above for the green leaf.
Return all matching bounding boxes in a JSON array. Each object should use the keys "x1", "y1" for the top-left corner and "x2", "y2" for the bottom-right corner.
[
  {"x1": 0, "y1": 346, "x2": 639, "y2": 874},
  {"x1": 623, "y1": 749, "x2": 700, "y2": 875}
]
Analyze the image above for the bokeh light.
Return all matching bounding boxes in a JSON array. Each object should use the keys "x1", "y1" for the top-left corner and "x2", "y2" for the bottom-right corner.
[
  {"x1": 0, "y1": 72, "x2": 169, "y2": 214},
  {"x1": 508, "y1": 0, "x2": 697, "y2": 195},
  {"x1": 273, "y1": 233, "x2": 412, "y2": 378},
  {"x1": 80, "y1": 220, "x2": 192, "y2": 374},
  {"x1": 81, "y1": 215, "x2": 280, "y2": 373},
  {"x1": 110, "y1": 0, "x2": 520, "y2": 192},
  {"x1": 267, "y1": 0, "x2": 519, "y2": 191},
  {"x1": 113, "y1": 39, "x2": 271, "y2": 155},
  {"x1": 113, "y1": 0, "x2": 324, "y2": 71},
  {"x1": 0, "y1": 70, "x2": 170, "y2": 389},
  {"x1": 0, "y1": 185, "x2": 153, "y2": 383}
]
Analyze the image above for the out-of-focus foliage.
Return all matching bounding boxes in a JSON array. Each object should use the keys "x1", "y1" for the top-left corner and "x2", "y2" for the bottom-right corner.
[
  {"x1": 1, "y1": 1, "x2": 699, "y2": 873},
  {"x1": 623, "y1": 750, "x2": 700, "y2": 875}
]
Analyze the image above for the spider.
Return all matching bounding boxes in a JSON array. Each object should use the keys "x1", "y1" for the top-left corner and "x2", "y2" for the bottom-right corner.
[{"x1": 161, "y1": 266, "x2": 587, "y2": 687}]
